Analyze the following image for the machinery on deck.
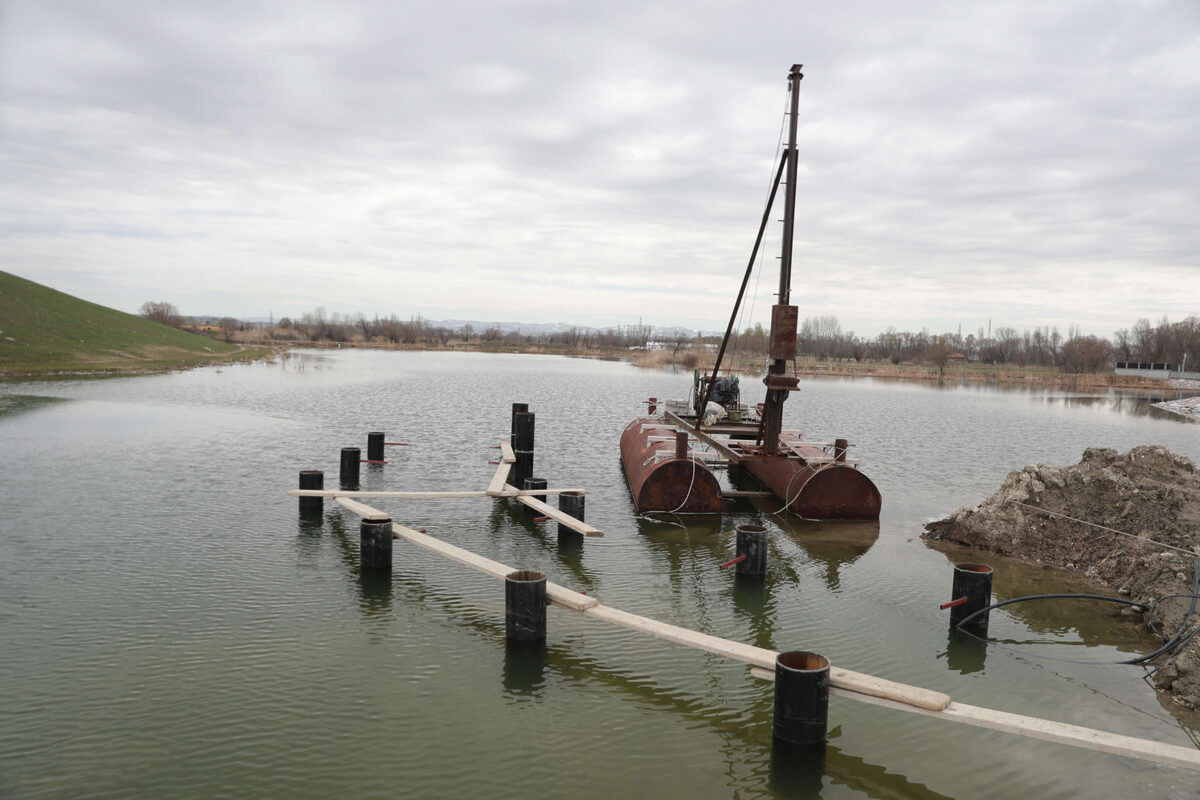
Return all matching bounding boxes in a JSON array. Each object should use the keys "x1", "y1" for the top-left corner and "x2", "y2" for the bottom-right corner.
[{"x1": 620, "y1": 65, "x2": 881, "y2": 520}]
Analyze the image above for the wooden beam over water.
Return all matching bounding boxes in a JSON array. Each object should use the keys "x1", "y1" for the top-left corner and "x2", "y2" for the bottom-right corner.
[
  {"x1": 289, "y1": 488, "x2": 588, "y2": 499},
  {"x1": 664, "y1": 411, "x2": 752, "y2": 464},
  {"x1": 749, "y1": 667, "x2": 1200, "y2": 772},
  {"x1": 504, "y1": 483, "x2": 603, "y2": 537},
  {"x1": 324, "y1": 497, "x2": 1200, "y2": 772}
]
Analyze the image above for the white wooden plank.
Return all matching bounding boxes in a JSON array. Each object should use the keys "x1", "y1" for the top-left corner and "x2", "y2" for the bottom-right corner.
[
  {"x1": 500, "y1": 441, "x2": 515, "y2": 463},
  {"x1": 584, "y1": 603, "x2": 777, "y2": 668},
  {"x1": 334, "y1": 496, "x2": 391, "y2": 520},
  {"x1": 506, "y1": 484, "x2": 603, "y2": 536},
  {"x1": 748, "y1": 667, "x2": 1200, "y2": 771},
  {"x1": 292, "y1": 489, "x2": 491, "y2": 499},
  {"x1": 486, "y1": 460, "x2": 512, "y2": 497},
  {"x1": 293, "y1": 488, "x2": 588, "y2": 500},
  {"x1": 322, "y1": 494, "x2": 1199, "y2": 772}
]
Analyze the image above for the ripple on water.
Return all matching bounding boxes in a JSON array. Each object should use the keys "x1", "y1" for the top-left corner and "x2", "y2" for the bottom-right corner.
[{"x1": 3, "y1": 358, "x2": 1200, "y2": 798}]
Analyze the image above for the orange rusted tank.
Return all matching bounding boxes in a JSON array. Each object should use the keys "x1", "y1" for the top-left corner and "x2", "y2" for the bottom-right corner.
[
  {"x1": 620, "y1": 418, "x2": 722, "y2": 513},
  {"x1": 742, "y1": 457, "x2": 881, "y2": 519}
]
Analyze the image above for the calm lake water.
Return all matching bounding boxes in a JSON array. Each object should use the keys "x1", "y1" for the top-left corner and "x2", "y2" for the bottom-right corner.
[{"x1": 2, "y1": 350, "x2": 1198, "y2": 799}]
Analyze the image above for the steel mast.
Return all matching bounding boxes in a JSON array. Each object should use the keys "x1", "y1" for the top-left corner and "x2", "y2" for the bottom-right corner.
[{"x1": 760, "y1": 63, "x2": 803, "y2": 454}]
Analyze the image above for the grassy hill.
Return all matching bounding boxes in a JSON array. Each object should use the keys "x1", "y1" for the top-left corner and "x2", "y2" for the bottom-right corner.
[{"x1": 0, "y1": 271, "x2": 266, "y2": 375}]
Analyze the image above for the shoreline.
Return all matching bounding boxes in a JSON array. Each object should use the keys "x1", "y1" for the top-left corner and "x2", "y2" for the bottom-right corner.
[
  {"x1": 0, "y1": 339, "x2": 1182, "y2": 394},
  {"x1": 0, "y1": 344, "x2": 280, "y2": 379}
]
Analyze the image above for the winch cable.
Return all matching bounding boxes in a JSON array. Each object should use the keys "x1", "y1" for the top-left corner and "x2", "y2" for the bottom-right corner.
[
  {"x1": 770, "y1": 462, "x2": 835, "y2": 520},
  {"x1": 639, "y1": 447, "x2": 702, "y2": 523}
]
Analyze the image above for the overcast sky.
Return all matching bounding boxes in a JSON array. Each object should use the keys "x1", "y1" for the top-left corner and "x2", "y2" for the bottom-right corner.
[{"x1": 2, "y1": 1, "x2": 1198, "y2": 338}]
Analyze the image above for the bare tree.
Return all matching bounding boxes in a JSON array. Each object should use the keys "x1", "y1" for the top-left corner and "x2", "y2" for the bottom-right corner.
[
  {"x1": 218, "y1": 317, "x2": 239, "y2": 343},
  {"x1": 926, "y1": 338, "x2": 951, "y2": 380},
  {"x1": 1061, "y1": 335, "x2": 1112, "y2": 373},
  {"x1": 139, "y1": 301, "x2": 182, "y2": 327}
]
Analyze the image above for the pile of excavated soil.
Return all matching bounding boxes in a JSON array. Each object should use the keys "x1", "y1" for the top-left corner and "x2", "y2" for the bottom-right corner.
[{"x1": 925, "y1": 445, "x2": 1200, "y2": 708}]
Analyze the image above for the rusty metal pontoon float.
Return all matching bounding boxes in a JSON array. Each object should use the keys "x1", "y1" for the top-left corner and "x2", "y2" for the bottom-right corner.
[{"x1": 621, "y1": 65, "x2": 881, "y2": 519}]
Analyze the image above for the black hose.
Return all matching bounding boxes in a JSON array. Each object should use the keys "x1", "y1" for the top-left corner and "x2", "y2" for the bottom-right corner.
[
  {"x1": 954, "y1": 593, "x2": 1150, "y2": 630},
  {"x1": 954, "y1": 592, "x2": 1200, "y2": 666}
]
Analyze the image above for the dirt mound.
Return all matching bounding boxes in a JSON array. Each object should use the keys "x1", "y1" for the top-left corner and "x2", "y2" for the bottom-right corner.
[{"x1": 925, "y1": 445, "x2": 1200, "y2": 708}]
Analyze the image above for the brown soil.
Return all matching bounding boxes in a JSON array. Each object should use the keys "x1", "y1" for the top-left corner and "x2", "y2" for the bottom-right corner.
[{"x1": 925, "y1": 445, "x2": 1200, "y2": 709}]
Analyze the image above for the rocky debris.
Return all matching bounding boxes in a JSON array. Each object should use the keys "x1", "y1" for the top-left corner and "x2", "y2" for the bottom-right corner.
[
  {"x1": 926, "y1": 446, "x2": 1200, "y2": 708},
  {"x1": 1155, "y1": 395, "x2": 1200, "y2": 421}
]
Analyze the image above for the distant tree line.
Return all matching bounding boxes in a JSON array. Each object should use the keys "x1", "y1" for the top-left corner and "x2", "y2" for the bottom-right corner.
[
  {"x1": 260, "y1": 310, "x2": 660, "y2": 349},
  {"x1": 138, "y1": 299, "x2": 1200, "y2": 373},
  {"x1": 724, "y1": 314, "x2": 1199, "y2": 374}
]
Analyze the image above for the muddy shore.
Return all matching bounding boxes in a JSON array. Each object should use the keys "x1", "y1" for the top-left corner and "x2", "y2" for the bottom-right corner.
[{"x1": 925, "y1": 446, "x2": 1200, "y2": 709}]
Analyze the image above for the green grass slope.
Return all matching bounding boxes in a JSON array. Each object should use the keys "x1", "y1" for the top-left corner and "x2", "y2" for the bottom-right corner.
[{"x1": 0, "y1": 270, "x2": 251, "y2": 375}]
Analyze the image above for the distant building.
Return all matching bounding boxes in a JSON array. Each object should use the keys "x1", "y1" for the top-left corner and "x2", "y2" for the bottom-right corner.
[{"x1": 1114, "y1": 362, "x2": 1200, "y2": 380}]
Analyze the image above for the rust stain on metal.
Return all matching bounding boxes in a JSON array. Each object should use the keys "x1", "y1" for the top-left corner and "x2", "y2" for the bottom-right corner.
[{"x1": 620, "y1": 418, "x2": 722, "y2": 513}]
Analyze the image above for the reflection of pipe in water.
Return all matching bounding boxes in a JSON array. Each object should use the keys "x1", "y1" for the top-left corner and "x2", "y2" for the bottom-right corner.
[
  {"x1": 930, "y1": 549, "x2": 1162, "y2": 654},
  {"x1": 502, "y1": 638, "x2": 548, "y2": 698},
  {"x1": 486, "y1": 493, "x2": 594, "y2": 589},
  {"x1": 357, "y1": 570, "x2": 394, "y2": 616},
  {"x1": 770, "y1": 738, "x2": 827, "y2": 797},
  {"x1": 943, "y1": 629, "x2": 988, "y2": 675},
  {"x1": 319, "y1": 512, "x2": 396, "y2": 616},
  {"x1": 732, "y1": 572, "x2": 776, "y2": 652},
  {"x1": 360, "y1": 544, "x2": 954, "y2": 800}
]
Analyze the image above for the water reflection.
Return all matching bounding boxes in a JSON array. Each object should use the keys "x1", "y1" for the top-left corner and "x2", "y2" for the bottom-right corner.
[
  {"x1": 295, "y1": 516, "x2": 325, "y2": 565},
  {"x1": 0, "y1": 393, "x2": 67, "y2": 418},
  {"x1": 769, "y1": 738, "x2": 827, "y2": 797},
  {"x1": 732, "y1": 574, "x2": 777, "y2": 652},
  {"x1": 635, "y1": 516, "x2": 729, "y2": 608},
  {"x1": 324, "y1": 511, "x2": 395, "y2": 617},
  {"x1": 928, "y1": 545, "x2": 1161, "y2": 656},
  {"x1": 776, "y1": 520, "x2": 880, "y2": 591},
  {"x1": 802, "y1": 740, "x2": 957, "y2": 800},
  {"x1": 943, "y1": 629, "x2": 989, "y2": 675},
  {"x1": 486, "y1": 497, "x2": 594, "y2": 589},
  {"x1": 358, "y1": 571, "x2": 394, "y2": 616},
  {"x1": 502, "y1": 639, "x2": 548, "y2": 699},
  {"x1": 1043, "y1": 392, "x2": 1197, "y2": 422}
]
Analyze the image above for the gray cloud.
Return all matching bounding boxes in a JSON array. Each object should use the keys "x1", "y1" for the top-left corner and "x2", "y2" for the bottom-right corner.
[{"x1": 2, "y1": 0, "x2": 1198, "y2": 336}]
